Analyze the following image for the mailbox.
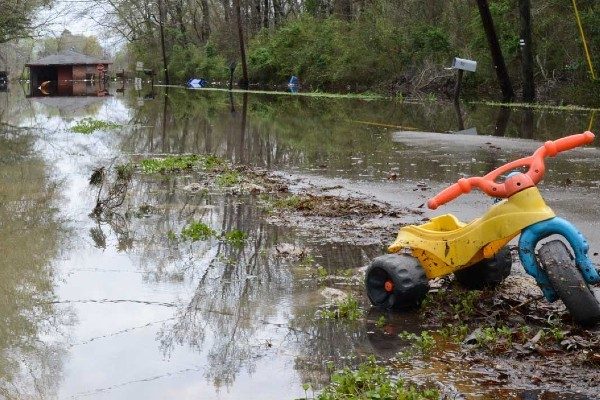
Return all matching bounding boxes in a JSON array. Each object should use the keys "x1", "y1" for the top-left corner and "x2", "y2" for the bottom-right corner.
[{"x1": 451, "y1": 58, "x2": 477, "y2": 72}]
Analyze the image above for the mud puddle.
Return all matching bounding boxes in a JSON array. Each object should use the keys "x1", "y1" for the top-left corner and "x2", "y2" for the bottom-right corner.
[{"x1": 1, "y1": 85, "x2": 599, "y2": 399}]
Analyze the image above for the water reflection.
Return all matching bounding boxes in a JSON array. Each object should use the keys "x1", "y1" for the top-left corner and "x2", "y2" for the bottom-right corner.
[
  {"x1": 1, "y1": 85, "x2": 599, "y2": 398},
  {"x1": 493, "y1": 106, "x2": 511, "y2": 137},
  {"x1": 100, "y1": 171, "x2": 380, "y2": 389},
  {"x1": 118, "y1": 88, "x2": 599, "y2": 183},
  {"x1": 0, "y1": 132, "x2": 68, "y2": 398},
  {"x1": 29, "y1": 80, "x2": 109, "y2": 97}
]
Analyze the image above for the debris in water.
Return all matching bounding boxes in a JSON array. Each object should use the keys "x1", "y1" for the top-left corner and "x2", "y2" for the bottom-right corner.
[
  {"x1": 320, "y1": 287, "x2": 348, "y2": 302},
  {"x1": 89, "y1": 167, "x2": 105, "y2": 186}
]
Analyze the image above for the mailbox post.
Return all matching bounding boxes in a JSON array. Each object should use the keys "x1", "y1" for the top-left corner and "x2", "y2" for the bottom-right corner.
[{"x1": 451, "y1": 57, "x2": 477, "y2": 103}]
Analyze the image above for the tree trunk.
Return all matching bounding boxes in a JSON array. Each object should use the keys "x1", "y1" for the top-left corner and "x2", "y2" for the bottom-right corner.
[
  {"x1": 475, "y1": 0, "x2": 514, "y2": 102},
  {"x1": 272, "y1": 0, "x2": 282, "y2": 26},
  {"x1": 173, "y1": 0, "x2": 187, "y2": 43},
  {"x1": 253, "y1": 0, "x2": 262, "y2": 32},
  {"x1": 234, "y1": 0, "x2": 249, "y2": 88},
  {"x1": 518, "y1": 0, "x2": 535, "y2": 102},
  {"x1": 263, "y1": 0, "x2": 269, "y2": 29},
  {"x1": 334, "y1": 0, "x2": 352, "y2": 21},
  {"x1": 157, "y1": 0, "x2": 170, "y2": 84},
  {"x1": 201, "y1": 0, "x2": 211, "y2": 40},
  {"x1": 222, "y1": 0, "x2": 231, "y2": 23}
]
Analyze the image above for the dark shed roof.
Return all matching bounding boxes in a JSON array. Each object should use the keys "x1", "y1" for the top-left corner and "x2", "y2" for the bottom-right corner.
[{"x1": 27, "y1": 50, "x2": 112, "y2": 66}]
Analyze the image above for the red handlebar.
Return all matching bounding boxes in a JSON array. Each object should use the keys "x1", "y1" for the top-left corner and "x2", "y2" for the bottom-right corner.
[{"x1": 427, "y1": 131, "x2": 595, "y2": 210}]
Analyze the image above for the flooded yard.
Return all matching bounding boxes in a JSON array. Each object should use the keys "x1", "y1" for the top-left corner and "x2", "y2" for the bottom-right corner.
[{"x1": 1, "y1": 85, "x2": 599, "y2": 399}]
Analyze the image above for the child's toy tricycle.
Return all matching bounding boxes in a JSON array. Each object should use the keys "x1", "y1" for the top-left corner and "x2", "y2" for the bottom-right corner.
[{"x1": 365, "y1": 131, "x2": 600, "y2": 325}]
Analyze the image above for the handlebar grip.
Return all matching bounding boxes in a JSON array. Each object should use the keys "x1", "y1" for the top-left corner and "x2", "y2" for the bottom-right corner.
[
  {"x1": 427, "y1": 178, "x2": 472, "y2": 210},
  {"x1": 544, "y1": 131, "x2": 595, "y2": 156}
]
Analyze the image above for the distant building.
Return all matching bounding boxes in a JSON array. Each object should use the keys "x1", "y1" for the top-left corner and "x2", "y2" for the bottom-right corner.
[{"x1": 26, "y1": 50, "x2": 112, "y2": 96}]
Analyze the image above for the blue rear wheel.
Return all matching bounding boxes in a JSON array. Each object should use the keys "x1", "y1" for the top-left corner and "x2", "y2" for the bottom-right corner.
[{"x1": 538, "y1": 240, "x2": 600, "y2": 326}]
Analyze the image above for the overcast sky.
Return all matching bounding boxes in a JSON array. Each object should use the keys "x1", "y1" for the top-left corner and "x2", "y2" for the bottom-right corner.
[{"x1": 37, "y1": 0, "x2": 124, "y2": 50}]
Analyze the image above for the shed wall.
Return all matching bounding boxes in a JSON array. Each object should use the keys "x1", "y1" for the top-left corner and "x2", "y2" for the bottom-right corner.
[
  {"x1": 57, "y1": 66, "x2": 72, "y2": 83},
  {"x1": 73, "y1": 65, "x2": 86, "y2": 80}
]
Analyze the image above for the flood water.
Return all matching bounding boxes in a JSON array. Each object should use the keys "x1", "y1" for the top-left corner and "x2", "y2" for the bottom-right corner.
[{"x1": 1, "y1": 84, "x2": 599, "y2": 399}]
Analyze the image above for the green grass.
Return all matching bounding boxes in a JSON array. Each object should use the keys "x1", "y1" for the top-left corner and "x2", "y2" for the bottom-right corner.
[
  {"x1": 398, "y1": 331, "x2": 436, "y2": 353},
  {"x1": 166, "y1": 230, "x2": 178, "y2": 241},
  {"x1": 546, "y1": 326, "x2": 567, "y2": 341},
  {"x1": 216, "y1": 170, "x2": 241, "y2": 187},
  {"x1": 222, "y1": 229, "x2": 248, "y2": 246},
  {"x1": 176, "y1": 224, "x2": 249, "y2": 245},
  {"x1": 314, "y1": 357, "x2": 439, "y2": 400},
  {"x1": 474, "y1": 325, "x2": 514, "y2": 349},
  {"x1": 71, "y1": 118, "x2": 121, "y2": 134},
  {"x1": 180, "y1": 221, "x2": 217, "y2": 241},
  {"x1": 437, "y1": 323, "x2": 469, "y2": 343},
  {"x1": 140, "y1": 155, "x2": 200, "y2": 174},
  {"x1": 115, "y1": 163, "x2": 134, "y2": 180},
  {"x1": 422, "y1": 287, "x2": 482, "y2": 319},
  {"x1": 316, "y1": 265, "x2": 328, "y2": 278},
  {"x1": 161, "y1": 85, "x2": 385, "y2": 101},
  {"x1": 139, "y1": 154, "x2": 226, "y2": 174},
  {"x1": 298, "y1": 254, "x2": 315, "y2": 268},
  {"x1": 272, "y1": 195, "x2": 303, "y2": 209},
  {"x1": 319, "y1": 295, "x2": 363, "y2": 321},
  {"x1": 474, "y1": 100, "x2": 600, "y2": 112},
  {"x1": 202, "y1": 154, "x2": 226, "y2": 170}
]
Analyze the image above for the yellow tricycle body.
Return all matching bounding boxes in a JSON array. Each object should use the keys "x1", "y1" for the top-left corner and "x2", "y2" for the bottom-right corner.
[{"x1": 388, "y1": 187, "x2": 555, "y2": 279}]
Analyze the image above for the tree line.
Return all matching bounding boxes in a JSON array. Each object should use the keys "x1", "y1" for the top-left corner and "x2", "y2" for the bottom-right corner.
[
  {"x1": 1, "y1": 0, "x2": 599, "y2": 101},
  {"x1": 96, "y1": 0, "x2": 599, "y2": 100}
]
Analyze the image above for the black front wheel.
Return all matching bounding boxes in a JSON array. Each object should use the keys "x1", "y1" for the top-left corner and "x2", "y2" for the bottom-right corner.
[
  {"x1": 538, "y1": 240, "x2": 600, "y2": 326},
  {"x1": 365, "y1": 254, "x2": 429, "y2": 310}
]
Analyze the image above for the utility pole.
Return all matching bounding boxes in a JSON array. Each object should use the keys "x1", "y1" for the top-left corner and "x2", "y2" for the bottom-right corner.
[
  {"x1": 234, "y1": 0, "x2": 249, "y2": 88},
  {"x1": 519, "y1": 0, "x2": 535, "y2": 102},
  {"x1": 475, "y1": 0, "x2": 514, "y2": 102}
]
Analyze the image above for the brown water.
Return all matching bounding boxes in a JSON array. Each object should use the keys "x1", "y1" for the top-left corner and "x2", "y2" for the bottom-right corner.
[{"x1": 1, "y1": 84, "x2": 599, "y2": 399}]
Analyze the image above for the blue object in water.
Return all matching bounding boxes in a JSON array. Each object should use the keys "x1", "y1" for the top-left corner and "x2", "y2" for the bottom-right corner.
[
  {"x1": 288, "y1": 76, "x2": 299, "y2": 86},
  {"x1": 187, "y1": 78, "x2": 207, "y2": 89}
]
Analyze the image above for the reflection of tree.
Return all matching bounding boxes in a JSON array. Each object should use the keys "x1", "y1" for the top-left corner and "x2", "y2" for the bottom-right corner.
[
  {"x1": 0, "y1": 134, "x2": 68, "y2": 398},
  {"x1": 82, "y1": 171, "x2": 291, "y2": 385},
  {"x1": 287, "y1": 246, "x2": 382, "y2": 388},
  {"x1": 290, "y1": 318, "x2": 372, "y2": 388},
  {"x1": 117, "y1": 172, "x2": 382, "y2": 388},
  {"x1": 119, "y1": 88, "x2": 600, "y2": 188},
  {"x1": 521, "y1": 109, "x2": 534, "y2": 140},
  {"x1": 109, "y1": 173, "x2": 376, "y2": 389},
  {"x1": 492, "y1": 106, "x2": 511, "y2": 137},
  {"x1": 135, "y1": 192, "x2": 292, "y2": 388}
]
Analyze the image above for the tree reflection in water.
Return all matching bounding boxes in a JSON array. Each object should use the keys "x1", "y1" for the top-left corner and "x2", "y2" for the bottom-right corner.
[
  {"x1": 94, "y1": 165, "x2": 385, "y2": 390},
  {"x1": 0, "y1": 132, "x2": 69, "y2": 398}
]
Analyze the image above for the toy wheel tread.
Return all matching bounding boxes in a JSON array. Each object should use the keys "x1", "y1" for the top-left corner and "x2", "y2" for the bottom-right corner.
[
  {"x1": 365, "y1": 254, "x2": 429, "y2": 310},
  {"x1": 538, "y1": 240, "x2": 600, "y2": 326}
]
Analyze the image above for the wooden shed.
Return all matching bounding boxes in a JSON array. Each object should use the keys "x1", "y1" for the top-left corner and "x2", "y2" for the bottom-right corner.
[{"x1": 26, "y1": 50, "x2": 112, "y2": 95}]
